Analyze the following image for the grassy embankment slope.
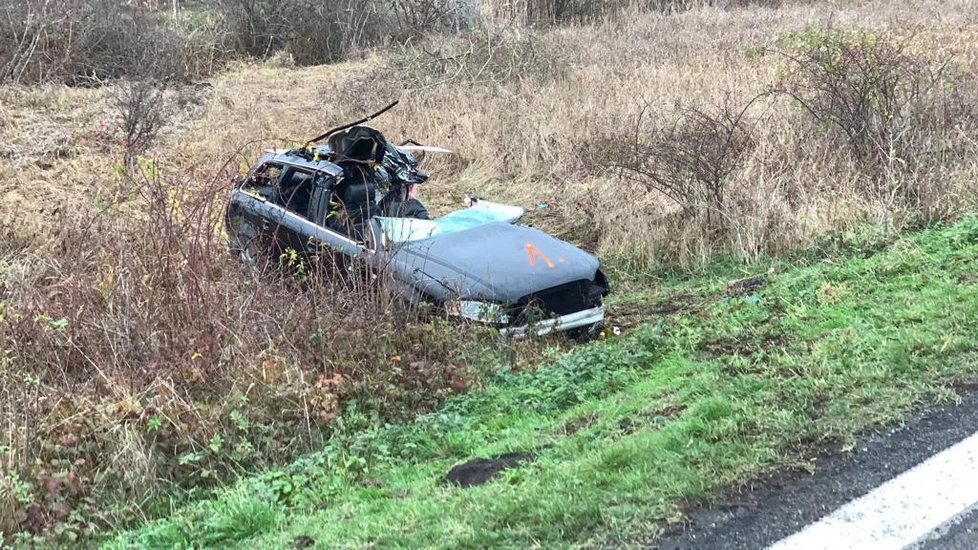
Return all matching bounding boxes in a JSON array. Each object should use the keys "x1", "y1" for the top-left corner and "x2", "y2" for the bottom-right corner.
[
  {"x1": 4, "y1": 0, "x2": 978, "y2": 544},
  {"x1": 114, "y1": 218, "x2": 978, "y2": 548}
]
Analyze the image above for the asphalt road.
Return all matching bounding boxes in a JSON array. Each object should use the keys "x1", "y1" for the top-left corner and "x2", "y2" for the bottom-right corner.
[
  {"x1": 657, "y1": 392, "x2": 978, "y2": 550},
  {"x1": 916, "y1": 506, "x2": 978, "y2": 550}
]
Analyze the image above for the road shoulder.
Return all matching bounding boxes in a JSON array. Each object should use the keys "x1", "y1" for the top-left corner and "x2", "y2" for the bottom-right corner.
[{"x1": 658, "y1": 391, "x2": 978, "y2": 550}]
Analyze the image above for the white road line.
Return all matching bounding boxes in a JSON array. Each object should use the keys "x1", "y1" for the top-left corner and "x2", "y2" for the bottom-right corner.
[{"x1": 768, "y1": 431, "x2": 978, "y2": 550}]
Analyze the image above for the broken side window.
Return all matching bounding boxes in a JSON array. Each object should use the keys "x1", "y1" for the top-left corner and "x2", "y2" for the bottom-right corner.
[{"x1": 244, "y1": 162, "x2": 284, "y2": 202}]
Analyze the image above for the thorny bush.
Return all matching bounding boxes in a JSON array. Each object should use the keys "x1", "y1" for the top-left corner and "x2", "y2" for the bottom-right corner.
[
  {"x1": 114, "y1": 79, "x2": 171, "y2": 163},
  {"x1": 0, "y1": 0, "x2": 224, "y2": 84},
  {"x1": 389, "y1": 30, "x2": 567, "y2": 89},
  {"x1": 0, "y1": 155, "x2": 506, "y2": 542},
  {"x1": 775, "y1": 28, "x2": 977, "y2": 211},
  {"x1": 594, "y1": 96, "x2": 760, "y2": 232}
]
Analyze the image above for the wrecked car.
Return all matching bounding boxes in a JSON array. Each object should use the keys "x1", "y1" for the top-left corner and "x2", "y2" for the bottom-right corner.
[{"x1": 224, "y1": 102, "x2": 610, "y2": 338}]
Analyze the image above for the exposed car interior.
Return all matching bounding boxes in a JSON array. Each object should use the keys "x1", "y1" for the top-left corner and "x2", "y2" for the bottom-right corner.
[
  {"x1": 244, "y1": 162, "x2": 283, "y2": 202},
  {"x1": 279, "y1": 167, "x2": 313, "y2": 217},
  {"x1": 240, "y1": 124, "x2": 443, "y2": 245},
  {"x1": 323, "y1": 128, "x2": 389, "y2": 238},
  {"x1": 328, "y1": 163, "x2": 378, "y2": 237},
  {"x1": 244, "y1": 158, "x2": 377, "y2": 241}
]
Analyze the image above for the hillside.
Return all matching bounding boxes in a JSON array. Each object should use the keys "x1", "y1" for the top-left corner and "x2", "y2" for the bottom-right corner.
[{"x1": 113, "y1": 218, "x2": 978, "y2": 547}]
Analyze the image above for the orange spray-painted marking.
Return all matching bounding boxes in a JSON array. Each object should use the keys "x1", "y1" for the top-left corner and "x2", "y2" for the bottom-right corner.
[{"x1": 525, "y1": 243, "x2": 556, "y2": 268}]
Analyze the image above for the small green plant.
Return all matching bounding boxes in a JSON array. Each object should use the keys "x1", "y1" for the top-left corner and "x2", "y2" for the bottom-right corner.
[
  {"x1": 147, "y1": 414, "x2": 163, "y2": 432},
  {"x1": 279, "y1": 247, "x2": 308, "y2": 276},
  {"x1": 4, "y1": 472, "x2": 34, "y2": 505},
  {"x1": 208, "y1": 434, "x2": 224, "y2": 454},
  {"x1": 37, "y1": 313, "x2": 69, "y2": 331},
  {"x1": 229, "y1": 410, "x2": 250, "y2": 432},
  {"x1": 178, "y1": 451, "x2": 204, "y2": 466}
]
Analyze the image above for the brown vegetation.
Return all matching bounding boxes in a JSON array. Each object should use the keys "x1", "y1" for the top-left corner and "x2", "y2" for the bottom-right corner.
[
  {"x1": 0, "y1": 157, "x2": 503, "y2": 538},
  {"x1": 2, "y1": 0, "x2": 978, "y2": 542}
]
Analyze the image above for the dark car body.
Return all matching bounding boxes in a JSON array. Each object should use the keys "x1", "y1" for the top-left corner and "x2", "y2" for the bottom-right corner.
[{"x1": 224, "y1": 128, "x2": 609, "y2": 337}]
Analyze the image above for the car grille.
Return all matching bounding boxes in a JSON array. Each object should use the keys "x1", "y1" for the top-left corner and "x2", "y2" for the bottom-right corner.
[{"x1": 509, "y1": 279, "x2": 606, "y2": 325}]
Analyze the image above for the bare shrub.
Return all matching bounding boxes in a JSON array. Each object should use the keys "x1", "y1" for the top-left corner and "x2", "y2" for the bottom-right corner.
[
  {"x1": 114, "y1": 80, "x2": 171, "y2": 163},
  {"x1": 389, "y1": 0, "x2": 479, "y2": 36},
  {"x1": 0, "y1": 153, "x2": 504, "y2": 539},
  {"x1": 775, "y1": 28, "x2": 977, "y2": 213},
  {"x1": 212, "y1": 0, "x2": 362, "y2": 65},
  {"x1": 211, "y1": 0, "x2": 478, "y2": 66},
  {"x1": 594, "y1": 95, "x2": 760, "y2": 231},
  {"x1": 212, "y1": 0, "x2": 471, "y2": 66},
  {"x1": 390, "y1": 30, "x2": 566, "y2": 88}
]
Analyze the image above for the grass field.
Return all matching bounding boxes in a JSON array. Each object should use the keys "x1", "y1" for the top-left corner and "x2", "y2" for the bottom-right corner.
[
  {"x1": 3, "y1": 0, "x2": 978, "y2": 545},
  {"x1": 111, "y1": 217, "x2": 978, "y2": 548}
]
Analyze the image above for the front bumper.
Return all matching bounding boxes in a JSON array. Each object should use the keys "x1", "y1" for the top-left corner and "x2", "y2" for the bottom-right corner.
[{"x1": 499, "y1": 306, "x2": 605, "y2": 338}]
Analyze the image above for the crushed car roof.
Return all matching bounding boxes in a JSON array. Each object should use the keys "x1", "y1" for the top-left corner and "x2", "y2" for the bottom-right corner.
[{"x1": 258, "y1": 147, "x2": 344, "y2": 177}]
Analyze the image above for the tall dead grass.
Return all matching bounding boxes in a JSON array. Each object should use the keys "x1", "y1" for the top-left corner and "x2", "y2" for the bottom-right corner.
[
  {"x1": 332, "y1": 0, "x2": 978, "y2": 268},
  {"x1": 0, "y1": 153, "x2": 505, "y2": 538},
  {"x1": 0, "y1": 0, "x2": 225, "y2": 84}
]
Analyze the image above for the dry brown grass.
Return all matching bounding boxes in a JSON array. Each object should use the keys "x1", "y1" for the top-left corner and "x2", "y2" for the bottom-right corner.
[
  {"x1": 260, "y1": 0, "x2": 978, "y2": 267},
  {"x1": 0, "y1": 157, "x2": 504, "y2": 537},
  {"x1": 2, "y1": 0, "x2": 978, "y2": 541}
]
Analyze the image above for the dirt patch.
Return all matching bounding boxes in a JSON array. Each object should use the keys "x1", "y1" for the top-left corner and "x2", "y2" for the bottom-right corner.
[
  {"x1": 443, "y1": 451, "x2": 538, "y2": 488},
  {"x1": 947, "y1": 378, "x2": 978, "y2": 394},
  {"x1": 648, "y1": 292, "x2": 699, "y2": 315},
  {"x1": 619, "y1": 273, "x2": 771, "y2": 328},
  {"x1": 641, "y1": 403, "x2": 687, "y2": 419},
  {"x1": 703, "y1": 336, "x2": 744, "y2": 356},
  {"x1": 725, "y1": 275, "x2": 766, "y2": 297},
  {"x1": 557, "y1": 411, "x2": 599, "y2": 436},
  {"x1": 702, "y1": 326, "x2": 789, "y2": 363}
]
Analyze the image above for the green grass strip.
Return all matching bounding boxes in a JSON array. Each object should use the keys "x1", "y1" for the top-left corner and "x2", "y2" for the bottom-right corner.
[{"x1": 109, "y1": 218, "x2": 978, "y2": 549}]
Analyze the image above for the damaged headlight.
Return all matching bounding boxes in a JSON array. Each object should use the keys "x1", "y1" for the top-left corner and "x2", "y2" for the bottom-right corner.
[{"x1": 446, "y1": 300, "x2": 510, "y2": 324}]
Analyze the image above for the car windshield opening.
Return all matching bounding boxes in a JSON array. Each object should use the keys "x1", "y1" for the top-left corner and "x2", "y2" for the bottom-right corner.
[{"x1": 378, "y1": 201, "x2": 524, "y2": 243}]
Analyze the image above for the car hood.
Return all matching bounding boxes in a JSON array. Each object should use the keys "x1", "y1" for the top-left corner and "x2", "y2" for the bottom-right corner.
[{"x1": 391, "y1": 222, "x2": 600, "y2": 303}]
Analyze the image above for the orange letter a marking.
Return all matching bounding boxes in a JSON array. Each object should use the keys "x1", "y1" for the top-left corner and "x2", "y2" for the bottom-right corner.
[{"x1": 525, "y1": 243, "x2": 556, "y2": 268}]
